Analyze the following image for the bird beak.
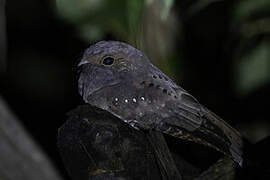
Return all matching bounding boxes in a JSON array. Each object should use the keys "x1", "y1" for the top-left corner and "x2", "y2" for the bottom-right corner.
[{"x1": 78, "y1": 59, "x2": 89, "y2": 67}]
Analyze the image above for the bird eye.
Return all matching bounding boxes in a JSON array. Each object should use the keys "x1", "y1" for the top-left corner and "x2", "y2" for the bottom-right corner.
[{"x1": 102, "y1": 57, "x2": 114, "y2": 66}]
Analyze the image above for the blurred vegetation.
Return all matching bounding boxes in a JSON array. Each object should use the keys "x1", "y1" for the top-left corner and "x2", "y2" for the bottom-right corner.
[
  {"x1": 55, "y1": 0, "x2": 270, "y2": 96},
  {"x1": 56, "y1": 0, "x2": 179, "y2": 79},
  {"x1": 232, "y1": 0, "x2": 270, "y2": 95}
]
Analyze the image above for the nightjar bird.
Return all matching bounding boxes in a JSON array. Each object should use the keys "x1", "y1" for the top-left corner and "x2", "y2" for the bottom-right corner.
[{"x1": 78, "y1": 41, "x2": 243, "y2": 166}]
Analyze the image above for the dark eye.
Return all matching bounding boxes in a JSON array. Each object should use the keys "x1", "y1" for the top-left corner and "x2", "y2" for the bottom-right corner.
[{"x1": 102, "y1": 57, "x2": 114, "y2": 66}]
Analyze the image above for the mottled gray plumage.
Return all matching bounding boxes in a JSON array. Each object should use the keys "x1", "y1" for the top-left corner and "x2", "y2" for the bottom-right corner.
[{"x1": 78, "y1": 41, "x2": 243, "y2": 166}]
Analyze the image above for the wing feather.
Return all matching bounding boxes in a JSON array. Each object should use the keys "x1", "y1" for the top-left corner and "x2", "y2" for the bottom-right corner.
[{"x1": 160, "y1": 91, "x2": 243, "y2": 166}]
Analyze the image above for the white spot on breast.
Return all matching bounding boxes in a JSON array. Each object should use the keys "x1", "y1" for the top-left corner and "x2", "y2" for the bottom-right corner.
[
  {"x1": 115, "y1": 98, "x2": 118, "y2": 101},
  {"x1": 140, "y1": 96, "x2": 145, "y2": 101},
  {"x1": 132, "y1": 98, "x2": 137, "y2": 102},
  {"x1": 125, "y1": 99, "x2": 129, "y2": 103}
]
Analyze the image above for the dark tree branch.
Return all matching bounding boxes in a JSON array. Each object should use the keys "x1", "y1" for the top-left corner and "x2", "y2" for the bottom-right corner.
[
  {"x1": 147, "y1": 131, "x2": 182, "y2": 180},
  {"x1": 0, "y1": 96, "x2": 63, "y2": 180},
  {"x1": 193, "y1": 157, "x2": 237, "y2": 180},
  {"x1": 58, "y1": 105, "x2": 244, "y2": 180},
  {"x1": 58, "y1": 105, "x2": 168, "y2": 180}
]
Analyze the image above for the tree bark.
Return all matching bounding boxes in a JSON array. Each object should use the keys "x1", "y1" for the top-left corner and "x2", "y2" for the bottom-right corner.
[{"x1": 58, "y1": 105, "x2": 239, "y2": 180}]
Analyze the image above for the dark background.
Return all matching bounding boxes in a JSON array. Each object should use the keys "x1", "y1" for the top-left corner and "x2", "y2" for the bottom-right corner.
[{"x1": 0, "y1": 0, "x2": 269, "y2": 179}]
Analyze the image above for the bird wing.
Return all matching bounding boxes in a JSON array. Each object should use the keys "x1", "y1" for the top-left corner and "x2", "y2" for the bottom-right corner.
[{"x1": 158, "y1": 91, "x2": 244, "y2": 167}]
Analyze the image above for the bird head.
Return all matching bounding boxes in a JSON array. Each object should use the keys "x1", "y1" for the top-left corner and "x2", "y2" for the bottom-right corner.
[{"x1": 78, "y1": 41, "x2": 150, "y2": 103}]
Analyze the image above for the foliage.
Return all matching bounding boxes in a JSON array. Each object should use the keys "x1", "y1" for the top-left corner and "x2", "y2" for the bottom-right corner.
[
  {"x1": 56, "y1": 0, "x2": 270, "y2": 96},
  {"x1": 232, "y1": 0, "x2": 270, "y2": 95}
]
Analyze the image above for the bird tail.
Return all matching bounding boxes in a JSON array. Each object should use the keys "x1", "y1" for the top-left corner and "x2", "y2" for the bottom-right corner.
[{"x1": 202, "y1": 109, "x2": 244, "y2": 166}]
